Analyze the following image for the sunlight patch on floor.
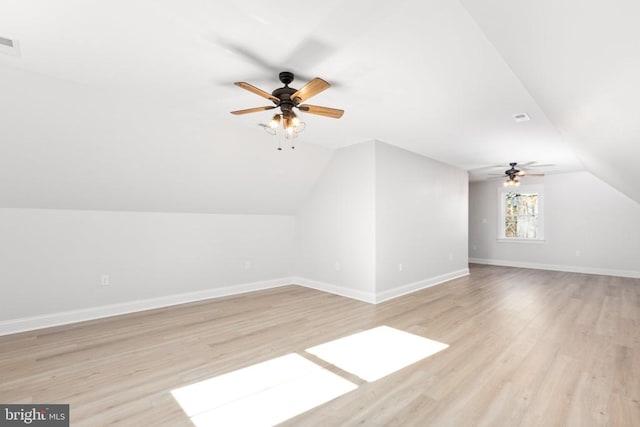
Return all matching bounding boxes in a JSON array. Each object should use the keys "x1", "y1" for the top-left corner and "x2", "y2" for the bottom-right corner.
[
  {"x1": 306, "y1": 325, "x2": 449, "y2": 382},
  {"x1": 171, "y1": 353, "x2": 356, "y2": 427},
  {"x1": 171, "y1": 326, "x2": 447, "y2": 425}
]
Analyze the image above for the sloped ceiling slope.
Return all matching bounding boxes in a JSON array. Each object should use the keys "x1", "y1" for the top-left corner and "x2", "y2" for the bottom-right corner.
[
  {"x1": 460, "y1": 0, "x2": 640, "y2": 203},
  {"x1": 0, "y1": 66, "x2": 332, "y2": 214},
  {"x1": 3, "y1": 0, "x2": 634, "y2": 213}
]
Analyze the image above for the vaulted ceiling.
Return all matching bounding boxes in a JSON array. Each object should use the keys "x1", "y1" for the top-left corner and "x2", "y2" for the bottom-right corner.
[{"x1": 1, "y1": 0, "x2": 638, "y2": 213}]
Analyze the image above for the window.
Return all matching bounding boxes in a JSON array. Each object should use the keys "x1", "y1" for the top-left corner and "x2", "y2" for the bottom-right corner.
[{"x1": 498, "y1": 185, "x2": 544, "y2": 241}]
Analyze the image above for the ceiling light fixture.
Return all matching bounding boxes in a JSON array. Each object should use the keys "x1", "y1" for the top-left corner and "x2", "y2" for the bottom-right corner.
[
  {"x1": 504, "y1": 176, "x2": 520, "y2": 187},
  {"x1": 263, "y1": 111, "x2": 306, "y2": 150}
]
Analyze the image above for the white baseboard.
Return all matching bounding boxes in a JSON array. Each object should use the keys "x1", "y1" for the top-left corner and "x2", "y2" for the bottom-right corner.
[
  {"x1": 0, "y1": 278, "x2": 292, "y2": 336},
  {"x1": 375, "y1": 268, "x2": 470, "y2": 303},
  {"x1": 469, "y1": 258, "x2": 640, "y2": 279},
  {"x1": 292, "y1": 277, "x2": 376, "y2": 304},
  {"x1": 0, "y1": 270, "x2": 475, "y2": 337},
  {"x1": 293, "y1": 269, "x2": 470, "y2": 305}
]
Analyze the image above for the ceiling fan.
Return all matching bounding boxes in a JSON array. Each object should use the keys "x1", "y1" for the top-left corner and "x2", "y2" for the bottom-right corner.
[
  {"x1": 231, "y1": 71, "x2": 344, "y2": 140},
  {"x1": 497, "y1": 162, "x2": 544, "y2": 186}
]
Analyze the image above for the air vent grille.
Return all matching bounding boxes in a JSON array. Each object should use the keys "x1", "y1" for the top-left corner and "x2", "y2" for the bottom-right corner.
[
  {"x1": 0, "y1": 36, "x2": 20, "y2": 56},
  {"x1": 0, "y1": 36, "x2": 13, "y2": 47},
  {"x1": 513, "y1": 113, "x2": 531, "y2": 122}
]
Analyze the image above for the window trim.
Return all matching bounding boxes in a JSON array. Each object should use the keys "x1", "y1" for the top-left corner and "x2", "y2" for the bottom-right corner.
[{"x1": 497, "y1": 184, "x2": 545, "y2": 242}]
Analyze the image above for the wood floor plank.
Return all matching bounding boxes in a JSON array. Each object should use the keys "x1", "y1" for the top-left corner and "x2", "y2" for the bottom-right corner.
[{"x1": 1, "y1": 264, "x2": 639, "y2": 426}]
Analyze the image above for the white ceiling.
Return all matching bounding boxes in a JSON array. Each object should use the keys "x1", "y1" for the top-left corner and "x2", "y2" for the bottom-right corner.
[
  {"x1": 1, "y1": 0, "x2": 638, "y2": 213},
  {"x1": 461, "y1": 0, "x2": 640, "y2": 201}
]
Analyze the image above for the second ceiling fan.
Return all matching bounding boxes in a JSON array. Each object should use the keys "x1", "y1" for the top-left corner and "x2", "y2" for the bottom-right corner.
[{"x1": 500, "y1": 162, "x2": 545, "y2": 186}]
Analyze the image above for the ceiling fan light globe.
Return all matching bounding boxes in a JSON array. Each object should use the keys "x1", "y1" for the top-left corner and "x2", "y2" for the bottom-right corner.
[
  {"x1": 294, "y1": 122, "x2": 306, "y2": 133},
  {"x1": 269, "y1": 114, "x2": 281, "y2": 129}
]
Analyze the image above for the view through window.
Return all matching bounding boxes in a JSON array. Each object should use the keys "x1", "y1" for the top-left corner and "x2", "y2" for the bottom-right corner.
[
  {"x1": 504, "y1": 192, "x2": 539, "y2": 238},
  {"x1": 499, "y1": 185, "x2": 543, "y2": 240}
]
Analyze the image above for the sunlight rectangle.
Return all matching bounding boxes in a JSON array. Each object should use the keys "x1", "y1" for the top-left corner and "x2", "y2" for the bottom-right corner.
[
  {"x1": 171, "y1": 353, "x2": 319, "y2": 417},
  {"x1": 190, "y1": 367, "x2": 356, "y2": 427},
  {"x1": 171, "y1": 353, "x2": 356, "y2": 427},
  {"x1": 306, "y1": 325, "x2": 448, "y2": 382}
]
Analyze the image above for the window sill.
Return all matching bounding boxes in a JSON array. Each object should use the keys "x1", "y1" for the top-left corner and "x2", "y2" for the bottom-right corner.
[{"x1": 497, "y1": 238, "x2": 546, "y2": 244}]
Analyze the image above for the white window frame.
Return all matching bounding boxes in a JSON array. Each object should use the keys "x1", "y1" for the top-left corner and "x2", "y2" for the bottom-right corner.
[{"x1": 497, "y1": 184, "x2": 545, "y2": 243}]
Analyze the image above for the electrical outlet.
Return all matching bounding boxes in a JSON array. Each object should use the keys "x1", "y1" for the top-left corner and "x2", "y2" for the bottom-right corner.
[
  {"x1": 244, "y1": 260, "x2": 251, "y2": 270},
  {"x1": 101, "y1": 274, "x2": 110, "y2": 286},
  {"x1": 398, "y1": 263, "x2": 403, "y2": 272},
  {"x1": 334, "y1": 261, "x2": 341, "y2": 271},
  {"x1": 575, "y1": 250, "x2": 581, "y2": 257},
  {"x1": 449, "y1": 253, "x2": 454, "y2": 262}
]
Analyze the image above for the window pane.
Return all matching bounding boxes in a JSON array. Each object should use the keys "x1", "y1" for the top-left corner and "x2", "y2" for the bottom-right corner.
[
  {"x1": 504, "y1": 192, "x2": 539, "y2": 239},
  {"x1": 516, "y1": 215, "x2": 538, "y2": 238}
]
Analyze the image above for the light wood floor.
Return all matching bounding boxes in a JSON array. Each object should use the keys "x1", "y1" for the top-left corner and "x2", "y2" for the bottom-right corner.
[{"x1": 1, "y1": 264, "x2": 639, "y2": 426}]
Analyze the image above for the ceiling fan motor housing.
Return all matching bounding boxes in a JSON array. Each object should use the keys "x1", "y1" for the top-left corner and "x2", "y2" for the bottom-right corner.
[
  {"x1": 505, "y1": 162, "x2": 520, "y2": 178},
  {"x1": 272, "y1": 85, "x2": 297, "y2": 113},
  {"x1": 278, "y1": 71, "x2": 294, "y2": 85}
]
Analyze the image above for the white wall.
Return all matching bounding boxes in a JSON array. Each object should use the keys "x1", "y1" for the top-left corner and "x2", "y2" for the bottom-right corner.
[
  {"x1": 1, "y1": 142, "x2": 471, "y2": 332},
  {"x1": 294, "y1": 142, "x2": 377, "y2": 301},
  {"x1": 0, "y1": 209, "x2": 294, "y2": 322},
  {"x1": 469, "y1": 171, "x2": 640, "y2": 277},
  {"x1": 375, "y1": 142, "x2": 469, "y2": 297},
  {"x1": 294, "y1": 141, "x2": 469, "y2": 302}
]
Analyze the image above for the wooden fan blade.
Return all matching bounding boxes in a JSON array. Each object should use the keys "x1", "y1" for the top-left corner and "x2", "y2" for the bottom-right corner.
[
  {"x1": 518, "y1": 162, "x2": 555, "y2": 169},
  {"x1": 291, "y1": 78, "x2": 330, "y2": 103},
  {"x1": 234, "y1": 82, "x2": 279, "y2": 103},
  {"x1": 469, "y1": 164, "x2": 507, "y2": 172},
  {"x1": 523, "y1": 173, "x2": 545, "y2": 176},
  {"x1": 298, "y1": 104, "x2": 344, "y2": 118},
  {"x1": 230, "y1": 106, "x2": 276, "y2": 115}
]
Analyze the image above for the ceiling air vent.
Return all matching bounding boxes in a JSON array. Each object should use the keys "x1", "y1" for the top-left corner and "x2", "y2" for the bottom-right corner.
[
  {"x1": 0, "y1": 36, "x2": 20, "y2": 56},
  {"x1": 513, "y1": 113, "x2": 531, "y2": 122}
]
